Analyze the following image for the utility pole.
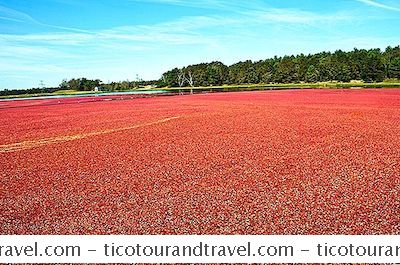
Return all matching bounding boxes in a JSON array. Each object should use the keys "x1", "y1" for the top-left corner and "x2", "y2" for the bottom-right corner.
[{"x1": 39, "y1": 80, "x2": 45, "y2": 89}]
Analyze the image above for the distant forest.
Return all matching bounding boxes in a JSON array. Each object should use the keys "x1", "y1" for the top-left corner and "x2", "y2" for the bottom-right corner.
[
  {"x1": 161, "y1": 46, "x2": 400, "y2": 87},
  {"x1": 1, "y1": 45, "x2": 400, "y2": 96}
]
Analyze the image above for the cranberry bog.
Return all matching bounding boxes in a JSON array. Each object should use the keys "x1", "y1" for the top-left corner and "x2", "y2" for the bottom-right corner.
[{"x1": 0, "y1": 89, "x2": 399, "y2": 234}]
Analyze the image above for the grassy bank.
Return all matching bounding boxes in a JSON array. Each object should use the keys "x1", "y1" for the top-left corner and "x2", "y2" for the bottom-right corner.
[
  {"x1": 2, "y1": 82, "x2": 400, "y2": 99},
  {"x1": 0, "y1": 90, "x2": 104, "y2": 99},
  {"x1": 164, "y1": 82, "x2": 400, "y2": 93}
]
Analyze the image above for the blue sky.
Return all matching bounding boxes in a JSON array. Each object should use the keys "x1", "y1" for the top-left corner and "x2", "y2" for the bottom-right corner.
[{"x1": 1, "y1": 0, "x2": 400, "y2": 89}]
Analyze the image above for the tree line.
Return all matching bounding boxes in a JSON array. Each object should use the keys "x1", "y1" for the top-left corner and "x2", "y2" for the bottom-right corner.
[
  {"x1": 160, "y1": 46, "x2": 400, "y2": 87},
  {"x1": 59, "y1": 78, "x2": 158, "y2": 91},
  {"x1": 0, "y1": 87, "x2": 60, "y2": 97},
  {"x1": 0, "y1": 79, "x2": 157, "y2": 96}
]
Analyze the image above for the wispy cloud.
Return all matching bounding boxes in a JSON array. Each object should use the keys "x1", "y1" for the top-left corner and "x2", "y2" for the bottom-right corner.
[
  {"x1": 130, "y1": 0, "x2": 269, "y2": 12},
  {"x1": 0, "y1": 7, "x2": 353, "y2": 53},
  {"x1": 356, "y1": 0, "x2": 400, "y2": 11},
  {"x1": 0, "y1": 15, "x2": 24, "y2": 23},
  {"x1": 0, "y1": 5, "x2": 36, "y2": 23},
  {"x1": 247, "y1": 9, "x2": 352, "y2": 24},
  {"x1": 0, "y1": 4, "x2": 91, "y2": 33}
]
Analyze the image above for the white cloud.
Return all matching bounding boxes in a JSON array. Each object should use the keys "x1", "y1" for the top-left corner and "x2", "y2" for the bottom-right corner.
[
  {"x1": 0, "y1": 7, "x2": 352, "y2": 58},
  {"x1": 0, "y1": 15, "x2": 24, "y2": 22},
  {"x1": 247, "y1": 9, "x2": 352, "y2": 24},
  {"x1": 130, "y1": 0, "x2": 268, "y2": 12},
  {"x1": 356, "y1": 0, "x2": 400, "y2": 11},
  {"x1": 0, "y1": 4, "x2": 92, "y2": 33},
  {"x1": 0, "y1": 5, "x2": 38, "y2": 22}
]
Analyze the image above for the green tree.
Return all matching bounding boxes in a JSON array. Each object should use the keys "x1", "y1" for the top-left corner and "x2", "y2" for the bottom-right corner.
[{"x1": 306, "y1": 65, "x2": 319, "y2": 83}]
